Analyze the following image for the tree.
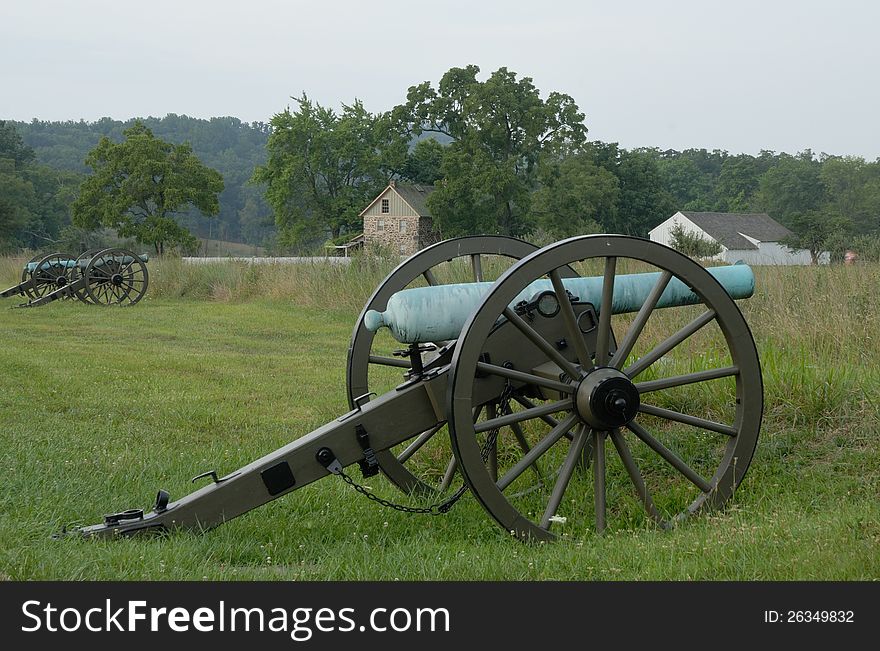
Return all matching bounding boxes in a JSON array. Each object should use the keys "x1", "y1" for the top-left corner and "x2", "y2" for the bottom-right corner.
[
  {"x1": 0, "y1": 120, "x2": 36, "y2": 168},
  {"x1": 530, "y1": 152, "x2": 619, "y2": 238},
  {"x1": 0, "y1": 121, "x2": 81, "y2": 251},
  {"x1": 72, "y1": 122, "x2": 223, "y2": 255},
  {"x1": 394, "y1": 65, "x2": 588, "y2": 236},
  {"x1": 819, "y1": 156, "x2": 880, "y2": 235},
  {"x1": 668, "y1": 222, "x2": 722, "y2": 259},
  {"x1": 756, "y1": 151, "x2": 824, "y2": 224},
  {"x1": 401, "y1": 137, "x2": 446, "y2": 185},
  {"x1": 254, "y1": 95, "x2": 406, "y2": 247},
  {"x1": 782, "y1": 210, "x2": 849, "y2": 265},
  {"x1": 657, "y1": 154, "x2": 713, "y2": 210},
  {"x1": 712, "y1": 151, "x2": 775, "y2": 212},
  {"x1": 608, "y1": 149, "x2": 677, "y2": 235}
]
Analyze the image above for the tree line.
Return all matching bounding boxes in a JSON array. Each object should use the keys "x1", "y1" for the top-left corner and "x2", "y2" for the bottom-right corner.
[
  {"x1": 2, "y1": 64, "x2": 879, "y2": 259},
  {"x1": 3, "y1": 115, "x2": 273, "y2": 252}
]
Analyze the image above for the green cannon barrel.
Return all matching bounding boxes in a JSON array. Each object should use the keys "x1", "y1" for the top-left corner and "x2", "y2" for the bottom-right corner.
[
  {"x1": 24, "y1": 254, "x2": 149, "y2": 273},
  {"x1": 364, "y1": 264, "x2": 755, "y2": 344}
]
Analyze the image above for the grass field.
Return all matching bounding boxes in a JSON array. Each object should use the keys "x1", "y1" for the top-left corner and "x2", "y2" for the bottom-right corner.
[{"x1": 0, "y1": 255, "x2": 877, "y2": 580}]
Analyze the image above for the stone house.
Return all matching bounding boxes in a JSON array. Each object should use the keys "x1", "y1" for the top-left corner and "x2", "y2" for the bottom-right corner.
[{"x1": 360, "y1": 181, "x2": 440, "y2": 256}]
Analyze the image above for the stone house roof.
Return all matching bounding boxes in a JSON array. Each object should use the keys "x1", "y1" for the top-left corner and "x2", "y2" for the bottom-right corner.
[{"x1": 359, "y1": 181, "x2": 434, "y2": 218}]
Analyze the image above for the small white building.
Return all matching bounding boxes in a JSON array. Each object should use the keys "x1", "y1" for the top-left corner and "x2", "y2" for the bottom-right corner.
[{"x1": 649, "y1": 211, "x2": 828, "y2": 265}]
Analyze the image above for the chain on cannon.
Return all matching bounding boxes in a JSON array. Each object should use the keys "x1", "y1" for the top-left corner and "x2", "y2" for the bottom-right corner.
[
  {"x1": 1, "y1": 247, "x2": 149, "y2": 307},
  {"x1": 65, "y1": 235, "x2": 762, "y2": 542}
]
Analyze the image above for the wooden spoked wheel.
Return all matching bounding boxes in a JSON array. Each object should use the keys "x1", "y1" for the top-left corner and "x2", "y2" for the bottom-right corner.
[
  {"x1": 346, "y1": 236, "x2": 576, "y2": 495},
  {"x1": 84, "y1": 248, "x2": 149, "y2": 306},
  {"x1": 20, "y1": 254, "x2": 42, "y2": 300},
  {"x1": 30, "y1": 252, "x2": 75, "y2": 298},
  {"x1": 447, "y1": 235, "x2": 763, "y2": 540},
  {"x1": 69, "y1": 249, "x2": 102, "y2": 304}
]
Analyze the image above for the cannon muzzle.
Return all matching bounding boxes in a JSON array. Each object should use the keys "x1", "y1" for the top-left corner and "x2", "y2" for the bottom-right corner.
[{"x1": 364, "y1": 263, "x2": 755, "y2": 344}]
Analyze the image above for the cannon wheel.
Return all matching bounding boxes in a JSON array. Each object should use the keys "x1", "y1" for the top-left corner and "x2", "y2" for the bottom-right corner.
[
  {"x1": 30, "y1": 252, "x2": 76, "y2": 299},
  {"x1": 20, "y1": 254, "x2": 42, "y2": 300},
  {"x1": 69, "y1": 250, "x2": 102, "y2": 304},
  {"x1": 84, "y1": 248, "x2": 149, "y2": 306},
  {"x1": 447, "y1": 235, "x2": 763, "y2": 540},
  {"x1": 347, "y1": 236, "x2": 578, "y2": 495}
]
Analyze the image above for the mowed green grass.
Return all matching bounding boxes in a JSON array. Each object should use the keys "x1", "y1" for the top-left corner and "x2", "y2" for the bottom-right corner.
[{"x1": 0, "y1": 260, "x2": 878, "y2": 580}]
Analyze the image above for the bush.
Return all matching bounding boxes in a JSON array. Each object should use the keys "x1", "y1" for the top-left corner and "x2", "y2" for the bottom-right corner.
[{"x1": 668, "y1": 222, "x2": 722, "y2": 258}]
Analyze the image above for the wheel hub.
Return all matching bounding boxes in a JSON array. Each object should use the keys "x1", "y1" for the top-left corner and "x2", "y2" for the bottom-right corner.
[
  {"x1": 111, "y1": 273, "x2": 124, "y2": 286},
  {"x1": 575, "y1": 367, "x2": 640, "y2": 430}
]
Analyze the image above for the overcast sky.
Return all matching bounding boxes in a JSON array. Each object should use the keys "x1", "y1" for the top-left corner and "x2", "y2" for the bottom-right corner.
[{"x1": 2, "y1": 0, "x2": 878, "y2": 158}]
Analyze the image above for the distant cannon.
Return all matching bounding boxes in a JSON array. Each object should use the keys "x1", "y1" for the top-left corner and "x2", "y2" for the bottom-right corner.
[
  {"x1": 1, "y1": 248, "x2": 149, "y2": 307},
  {"x1": 71, "y1": 235, "x2": 762, "y2": 542}
]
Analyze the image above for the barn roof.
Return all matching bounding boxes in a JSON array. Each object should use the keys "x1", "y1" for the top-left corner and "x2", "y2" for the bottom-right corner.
[{"x1": 680, "y1": 212, "x2": 793, "y2": 250}]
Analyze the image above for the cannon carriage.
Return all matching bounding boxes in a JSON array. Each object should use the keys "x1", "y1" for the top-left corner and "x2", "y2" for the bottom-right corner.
[
  {"x1": 1, "y1": 247, "x2": 149, "y2": 307},
  {"x1": 74, "y1": 235, "x2": 762, "y2": 541}
]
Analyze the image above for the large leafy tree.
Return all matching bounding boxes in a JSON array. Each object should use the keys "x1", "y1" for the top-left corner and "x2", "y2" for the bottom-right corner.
[
  {"x1": 531, "y1": 152, "x2": 619, "y2": 238},
  {"x1": 394, "y1": 65, "x2": 588, "y2": 236},
  {"x1": 254, "y1": 95, "x2": 407, "y2": 246},
  {"x1": 72, "y1": 122, "x2": 223, "y2": 255}
]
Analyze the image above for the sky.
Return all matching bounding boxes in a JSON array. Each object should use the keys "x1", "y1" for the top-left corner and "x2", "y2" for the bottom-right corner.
[{"x1": 2, "y1": 0, "x2": 878, "y2": 158}]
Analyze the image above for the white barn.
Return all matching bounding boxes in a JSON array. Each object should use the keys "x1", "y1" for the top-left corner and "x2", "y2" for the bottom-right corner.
[{"x1": 649, "y1": 211, "x2": 828, "y2": 265}]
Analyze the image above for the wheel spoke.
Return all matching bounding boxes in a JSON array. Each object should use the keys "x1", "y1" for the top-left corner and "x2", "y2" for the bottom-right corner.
[
  {"x1": 612, "y1": 270, "x2": 673, "y2": 369},
  {"x1": 512, "y1": 394, "x2": 572, "y2": 436},
  {"x1": 635, "y1": 366, "x2": 739, "y2": 393},
  {"x1": 541, "y1": 425, "x2": 589, "y2": 529},
  {"x1": 474, "y1": 398, "x2": 572, "y2": 433},
  {"x1": 609, "y1": 429, "x2": 663, "y2": 525},
  {"x1": 368, "y1": 355, "x2": 411, "y2": 369},
  {"x1": 626, "y1": 420, "x2": 713, "y2": 493},
  {"x1": 549, "y1": 268, "x2": 593, "y2": 368},
  {"x1": 638, "y1": 403, "x2": 738, "y2": 437},
  {"x1": 593, "y1": 430, "x2": 606, "y2": 533},
  {"x1": 423, "y1": 269, "x2": 439, "y2": 286},
  {"x1": 624, "y1": 309, "x2": 716, "y2": 378},
  {"x1": 507, "y1": 418, "x2": 545, "y2": 483},
  {"x1": 118, "y1": 281, "x2": 135, "y2": 302},
  {"x1": 438, "y1": 455, "x2": 458, "y2": 491},
  {"x1": 497, "y1": 413, "x2": 579, "y2": 491},
  {"x1": 471, "y1": 254, "x2": 483, "y2": 282},
  {"x1": 595, "y1": 257, "x2": 616, "y2": 366},
  {"x1": 487, "y1": 403, "x2": 498, "y2": 481},
  {"x1": 438, "y1": 406, "x2": 483, "y2": 490},
  {"x1": 396, "y1": 423, "x2": 445, "y2": 463},
  {"x1": 476, "y1": 361, "x2": 575, "y2": 394},
  {"x1": 502, "y1": 307, "x2": 581, "y2": 380}
]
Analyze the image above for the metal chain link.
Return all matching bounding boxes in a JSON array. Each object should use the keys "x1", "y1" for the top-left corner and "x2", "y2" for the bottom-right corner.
[{"x1": 337, "y1": 381, "x2": 514, "y2": 515}]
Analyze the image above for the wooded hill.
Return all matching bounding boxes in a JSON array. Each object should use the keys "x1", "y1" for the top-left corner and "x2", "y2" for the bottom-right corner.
[{"x1": 10, "y1": 115, "x2": 275, "y2": 247}]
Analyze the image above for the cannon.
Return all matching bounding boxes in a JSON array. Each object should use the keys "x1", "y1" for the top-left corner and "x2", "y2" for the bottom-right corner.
[
  {"x1": 72, "y1": 235, "x2": 762, "y2": 541},
  {"x1": 1, "y1": 247, "x2": 149, "y2": 307}
]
